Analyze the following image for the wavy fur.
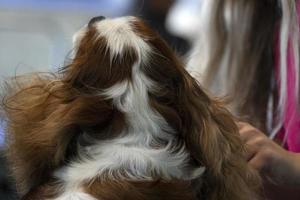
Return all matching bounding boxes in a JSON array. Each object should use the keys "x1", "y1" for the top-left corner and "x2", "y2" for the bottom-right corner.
[{"x1": 2, "y1": 16, "x2": 260, "y2": 200}]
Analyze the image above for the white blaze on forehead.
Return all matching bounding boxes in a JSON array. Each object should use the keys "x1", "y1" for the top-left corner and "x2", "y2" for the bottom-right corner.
[{"x1": 94, "y1": 17, "x2": 151, "y2": 60}]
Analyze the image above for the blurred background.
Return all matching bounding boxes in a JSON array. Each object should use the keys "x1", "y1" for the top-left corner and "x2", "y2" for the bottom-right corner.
[
  {"x1": 0, "y1": 0, "x2": 202, "y2": 83},
  {"x1": 0, "y1": 0, "x2": 202, "y2": 198}
]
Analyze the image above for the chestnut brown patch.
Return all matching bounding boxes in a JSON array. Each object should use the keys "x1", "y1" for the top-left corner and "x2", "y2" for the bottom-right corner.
[{"x1": 85, "y1": 179, "x2": 198, "y2": 200}]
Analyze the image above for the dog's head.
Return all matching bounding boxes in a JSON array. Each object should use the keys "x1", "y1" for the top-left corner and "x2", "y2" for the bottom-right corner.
[{"x1": 3, "y1": 16, "x2": 260, "y2": 200}]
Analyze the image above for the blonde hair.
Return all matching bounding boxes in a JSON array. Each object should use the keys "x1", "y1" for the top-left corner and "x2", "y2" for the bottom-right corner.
[{"x1": 189, "y1": 0, "x2": 300, "y2": 136}]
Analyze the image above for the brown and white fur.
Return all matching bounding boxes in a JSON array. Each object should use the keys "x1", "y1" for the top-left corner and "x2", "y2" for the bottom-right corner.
[{"x1": 2, "y1": 16, "x2": 260, "y2": 200}]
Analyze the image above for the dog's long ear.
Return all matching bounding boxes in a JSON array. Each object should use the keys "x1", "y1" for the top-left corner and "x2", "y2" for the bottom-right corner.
[
  {"x1": 1, "y1": 75, "x2": 69, "y2": 194},
  {"x1": 1, "y1": 75, "x2": 111, "y2": 194},
  {"x1": 132, "y1": 20, "x2": 261, "y2": 199},
  {"x1": 177, "y1": 76, "x2": 262, "y2": 199}
]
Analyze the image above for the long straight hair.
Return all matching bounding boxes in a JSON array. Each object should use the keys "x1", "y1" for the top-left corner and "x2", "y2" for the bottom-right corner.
[{"x1": 188, "y1": 0, "x2": 300, "y2": 136}]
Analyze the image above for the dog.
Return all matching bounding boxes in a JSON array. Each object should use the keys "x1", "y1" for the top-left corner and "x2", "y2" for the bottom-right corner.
[{"x1": 2, "y1": 16, "x2": 260, "y2": 200}]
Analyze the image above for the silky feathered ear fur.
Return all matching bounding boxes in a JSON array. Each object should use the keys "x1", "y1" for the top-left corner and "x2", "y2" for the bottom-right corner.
[{"x1": 132, "y1": 20, "x2": 261, "y2": 199}]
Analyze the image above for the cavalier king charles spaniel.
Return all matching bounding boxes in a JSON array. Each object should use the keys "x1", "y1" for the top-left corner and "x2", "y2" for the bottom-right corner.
[{"x1": 2, "y1": 16, "x2": 260, "y2": 200}]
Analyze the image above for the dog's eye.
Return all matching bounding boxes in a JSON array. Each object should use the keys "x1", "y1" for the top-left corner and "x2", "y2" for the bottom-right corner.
[{"x1": 88, "y1": 16, "x2": 106, "y2": 27}]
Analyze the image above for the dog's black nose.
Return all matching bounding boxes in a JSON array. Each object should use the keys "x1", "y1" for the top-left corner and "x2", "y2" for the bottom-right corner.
[{"x1": 88, "y1": 16, "x2": 106, "y2": 26}]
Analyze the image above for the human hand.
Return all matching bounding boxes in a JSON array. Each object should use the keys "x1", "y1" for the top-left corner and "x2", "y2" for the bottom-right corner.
[{"x1": 238, "y1": 122, "x2": 300, "y2": 186}]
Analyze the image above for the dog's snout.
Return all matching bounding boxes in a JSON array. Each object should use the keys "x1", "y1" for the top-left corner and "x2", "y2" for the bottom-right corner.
[{"x1": 88, "y1": 16, "x2": 106, "y2": 26}]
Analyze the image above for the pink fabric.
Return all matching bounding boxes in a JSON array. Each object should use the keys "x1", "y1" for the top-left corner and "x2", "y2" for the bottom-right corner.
[{"x1": 275, "y1": 2, "x2": 300, "y2": 152}]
